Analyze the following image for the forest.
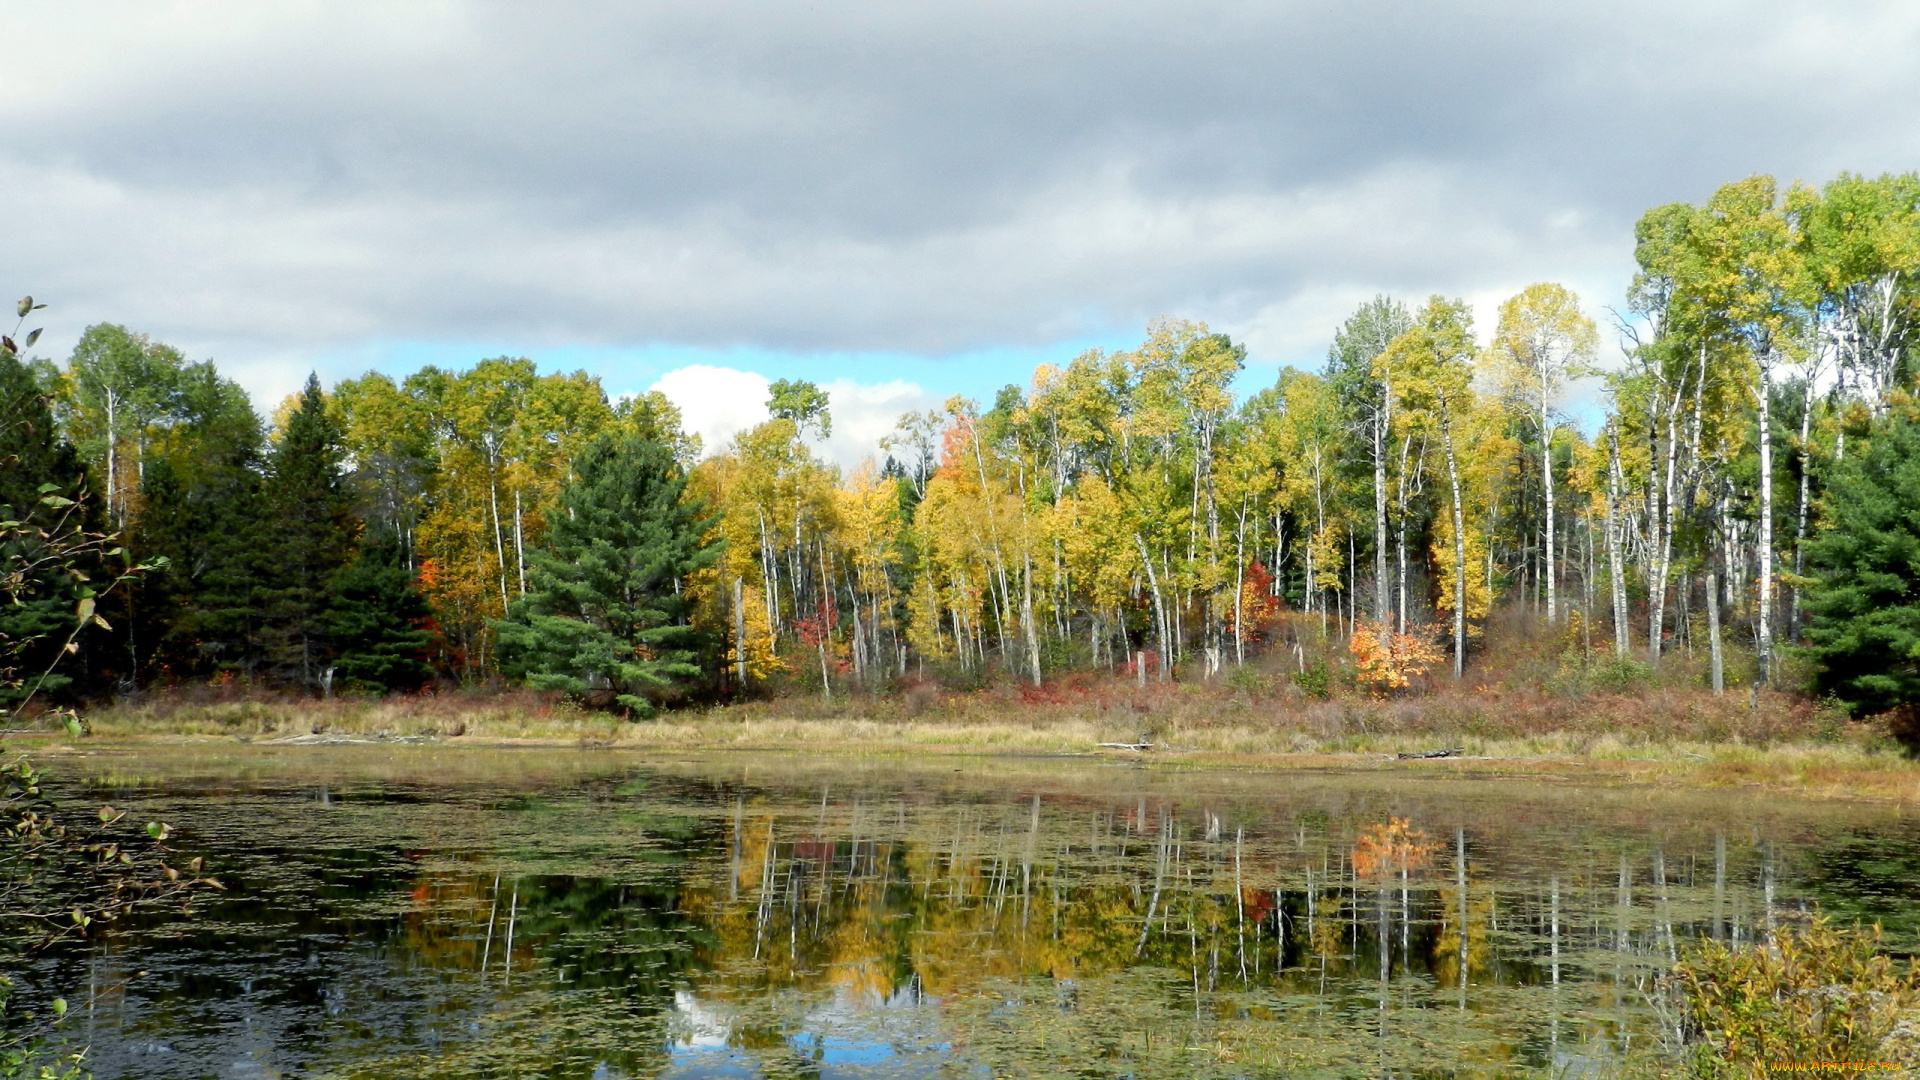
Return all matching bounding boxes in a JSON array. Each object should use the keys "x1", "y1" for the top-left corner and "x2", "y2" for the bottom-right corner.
[{"x1": 4, "y1": 171, "x2": 1919, "y2": 724}]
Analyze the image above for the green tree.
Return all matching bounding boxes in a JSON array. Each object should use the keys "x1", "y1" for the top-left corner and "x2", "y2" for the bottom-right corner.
[
  {"x1": 1387, "y1": 297, "x2": 1479, "y2": 677},
  {"x1": 767, "y1": 379, "x2": 832, "y2": 439},
  {"x1": 496, "y1": 435, "x2": 720, "y2": 715},
  {"x1": 1326, "y1": 296, "x2": 1412, "y2": 625},
  {"x1": 1485, "y1": 282, "x2": 1599, "y2": 625},
  {"x1": 57, "y1": 323, "x2": 183, "y2": 531},
  {"x1": 262, "y1": 374, "x2": 358, "y2": 686},
  {"x1": 327, "y1": 542, "x2": 435, "y2": 695},
  {"x1": 129, "y1": 369, "x2": 273, "y2": 682},
  {"x1": 1802, "y1": 413, "x2": 1920, "y2": 719},
  {"x1": 0, "y1": 349, "x2": 99, "y2": 710}
]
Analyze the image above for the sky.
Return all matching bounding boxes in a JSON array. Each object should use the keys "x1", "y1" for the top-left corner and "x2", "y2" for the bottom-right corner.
[{"x1": 7, "y1": 2, "x2": 1919, "y2": 466}]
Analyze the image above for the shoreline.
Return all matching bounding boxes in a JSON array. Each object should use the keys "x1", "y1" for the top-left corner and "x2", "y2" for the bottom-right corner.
[{"x1": 8, "y1": 712, "x2": 1919, "y2": 804}]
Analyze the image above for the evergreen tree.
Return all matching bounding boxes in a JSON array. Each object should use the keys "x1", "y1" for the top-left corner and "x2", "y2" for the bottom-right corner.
[
  {"x1": 496, "y1": 434, "x2": 719, "y2": 715},
  {"x1": 328, "y1": 541, "x2": 435, "y2": 694},
  {"x1": 262, "y1": 374, "x2": 358, "y2": 686},
  {"x1": 0, "y1": 351, "x2": 99, "y2": 707},
  {"x1": 130, "y1": 374, "x2": 274, "y2": 682},
  {"x1": 1803, "y1": 414, "x2": 1920, "y2": 719}
]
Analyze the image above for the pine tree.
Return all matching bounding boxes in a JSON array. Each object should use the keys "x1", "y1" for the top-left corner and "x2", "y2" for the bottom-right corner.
[
  {"x1": 126, "y1": 357, "x2": 275, "y2": 682},
  {"x1": 328, "y1": 541, "x2": 436, "y2": 694},
  {"x1": 495, "y1": 434, "x2": 719, "y2": 715},
  {"x1": 0, "y1": 351, "x2": 99, "y2": 707},
  {"x1": 1803, "y1": 413, "x2": 1920, "y2": 720},
  {"x1": 262, "y1": 374, "x2": 357, "y2": 686}
]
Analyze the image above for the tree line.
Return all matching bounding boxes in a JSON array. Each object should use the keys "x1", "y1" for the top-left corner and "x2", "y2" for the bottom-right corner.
[{"x1": 3, "y1": 171, "x2": 1917, "y2": 718}]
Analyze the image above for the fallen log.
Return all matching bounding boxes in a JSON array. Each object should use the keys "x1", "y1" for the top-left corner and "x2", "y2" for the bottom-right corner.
[{"x1": 1395, "y1": 747, "x2": 1462, "y2": 760}]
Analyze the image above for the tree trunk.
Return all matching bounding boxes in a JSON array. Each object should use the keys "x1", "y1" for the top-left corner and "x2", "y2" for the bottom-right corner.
[
  {"x1": 1136, "y1": 533, "x2": 1169, "y2": 682},
  {"x1": 1542, "y1": 413, "x2": 1556, "y2": 624},
  {"x1": 1374, "y1": 389, "x2": 1390, "y2": 625},
  {"x1": 1233, "y1": 501, "x2": 1247, "y2": 665},
  {"x1": 488, "y1": 472, "x2": 509, "y2": 611},
  {"x1": 1706, "y1": 562, "x2": 1724, "y2": 696},
  {"x1": 1440, "y1": 391, "x2": 1467, "y2": 679},
  {"x1": 1790, "y1": 371, "x2": 1814, "y2": 643},
  {"x1": 1022, "y1": 551, "x2": 1042, "y2": 687},
  {"x1": 734, "y1": 577, "x2": 748, "y2": 688},
  {"x1": 1757, "y1": 352, "x2": 1775, "y2": 684},
  {"x1": 1648, "y1": 382, "x2": 1682, "y2": 664},
  {"x1": 104, "y1": 389, "x2": 118, "y2": 529},
  {"x1": 513, "y1": 490, "x2": 527, "y2": 597}
]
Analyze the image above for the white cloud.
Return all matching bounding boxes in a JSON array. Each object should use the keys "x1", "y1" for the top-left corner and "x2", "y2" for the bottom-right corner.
[
  {"x1": 649, "y1": 366, "x2": 935, "y2": 472},
  {"x1": 649, "y1": 365, "x2": 771, "y2": 458},
  {"x1": 818, "y1": 378, "x2": 939, "y2": 472},
  {"x1": 7, "y1": 0, "x2": 1917, "y2": 391}
]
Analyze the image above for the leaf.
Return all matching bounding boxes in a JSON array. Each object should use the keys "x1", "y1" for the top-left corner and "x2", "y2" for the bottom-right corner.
[
  {"x1": 94, "y1": 615, "x2": 112, "y2": 630},
  {"x1": 38, "y1": 493, "x2": 74, "y2": 508},
  {"x1": 1, "y1": 336, "x2": 13, "y2": 356},
  {"x1": 98, "y1": 805, "x2": 115, "y2": 822},
  {"x1": 23, "y1": 327, "x2": 40, "y2": 348},
  {"x1": 51, "y1": 997, "x2": 66, "y2": 1017},
  {"x1": 145, "y1": 821, "x2": 168, "y2": 839},
  {"x1": 15, "y1": 296, "x2": 30, "y2": 317},
  {"x1": 76, "y1": 597, "x2": 95, "y2": 624},
  {"x1": 64, "y1": 715, "x2": 84, "y2": 737}
]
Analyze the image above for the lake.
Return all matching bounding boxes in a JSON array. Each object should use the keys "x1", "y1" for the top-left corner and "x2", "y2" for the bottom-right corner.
[{"x1": 21, "y1": 744, "x2": 1920, "y2": 1078}]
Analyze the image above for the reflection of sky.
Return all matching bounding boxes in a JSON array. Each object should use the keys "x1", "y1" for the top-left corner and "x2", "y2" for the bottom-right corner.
[{"x1": 664, "y1": 985, "x2": 961, "y2": 1079}]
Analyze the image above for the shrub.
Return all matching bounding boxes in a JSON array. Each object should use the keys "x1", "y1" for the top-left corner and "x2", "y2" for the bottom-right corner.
[
  {"x1": 1669, "y1": 918, "x2": 1919, "y2": 1076},
  {"x1": 1348, "y1": 623, "x2": 1443, "y2": 697},
  {"x1": 1292, "y1": 660, "x2": 1331, "y2": 701},
  {"x1": 1589, "y1": 656, "x2": 1656, "y2": 693},
  {"x1": 1224, "y1": 664, "x2": 1267, "y2": 695}
]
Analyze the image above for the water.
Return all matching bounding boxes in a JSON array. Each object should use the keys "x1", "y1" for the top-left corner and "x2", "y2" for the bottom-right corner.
[{"x1": 20, "y1": 745, "x2": 1920, "y2": 1078}]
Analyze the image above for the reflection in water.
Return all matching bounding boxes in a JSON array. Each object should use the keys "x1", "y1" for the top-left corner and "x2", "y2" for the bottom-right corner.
[{"x1": 23, "y1": 751, "x2": 1920, "y2": 1078}]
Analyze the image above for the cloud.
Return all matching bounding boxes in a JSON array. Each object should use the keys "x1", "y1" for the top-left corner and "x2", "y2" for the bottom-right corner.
[
  {"x1": 649, "y1": 365, "x2": 772, "y2": 459},
  {"x1": 6, "y1": 1, "x2": 1916, "y2": 396},
  {"x1": 817, "y1": 378, "x2": 940, "y2": 472},
  {"x1": 649, "y1": 366, "x2": 936, "y2": 471}
]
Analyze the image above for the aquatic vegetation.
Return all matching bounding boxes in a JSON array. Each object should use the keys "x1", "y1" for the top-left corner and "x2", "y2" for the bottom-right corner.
[
  {"x1": 1670, "y1": 918, "x2": 1920, "y2": 1076},
  {"x1": 14, "y1": 746, "x2": 1920, "y2": 1077}
]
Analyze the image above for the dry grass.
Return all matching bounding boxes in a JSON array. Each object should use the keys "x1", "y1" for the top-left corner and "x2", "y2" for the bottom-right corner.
[{"x1": 24, "y1": 606, "x2": 1916, "y2": 801}]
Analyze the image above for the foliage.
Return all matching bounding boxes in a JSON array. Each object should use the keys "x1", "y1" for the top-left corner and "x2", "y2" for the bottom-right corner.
[
  {"x1": 1292, "y1": 659, "x2": 1332, "y2": 700},
  {"x1": 327, "y1": 545, "x2": 436, "y2": 695},
  {"x1": 261, "y1": 374, "x2": 358, "y2": 687},
  {"x1": 1588, "y1": 656, "x2": 1657, "y2": 694},
  {"x1": 1, "y1": 753, "x2": 220, "y2": 1078},
  {"x1": 1350, "y1": 817, "x2": 1439, "y2": 878},
  {"x1": 766, "y1": 378, "x2": 832, "y2": 440},
  {"x1": 1348, "y1": 622, "x2": 1443, "y2": 696},
  {"x1": 1670, "y1": 918, "x2": 1919, "y2": 1076},
  {"x1": 12, "y1": 171, "x2": 1920, "y2": 714},
  {"x1": 0, "y1": 349, "x2": 102, "y2": 712},
  {"x1": 495, "y1": 435, "x2": 721, "y2": 715},
  {"x1": 1802, "y1": 413, "x2": 1920, "y2": 719}
]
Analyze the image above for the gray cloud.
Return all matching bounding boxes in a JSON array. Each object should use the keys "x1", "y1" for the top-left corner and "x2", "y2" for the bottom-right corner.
[{"x1": 4, "y1": 0, "x2": 1917, "y2": 399}]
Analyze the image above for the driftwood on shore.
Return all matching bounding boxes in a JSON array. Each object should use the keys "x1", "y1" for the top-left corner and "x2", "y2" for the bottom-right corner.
[
  {"x1": 261, "y1": 733, "x2": 438, "y2": 746},
  {"x1": 1096, "y1": 739, "x2": 1154, "y2": 751},
  {"x1": 1395, "y1": 747, "x2": 1462, "y2": 760}
]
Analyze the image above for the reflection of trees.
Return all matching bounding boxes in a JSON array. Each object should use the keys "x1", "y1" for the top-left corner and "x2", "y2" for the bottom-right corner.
[{"x1": 66, "y1": 771, "x2": 1889, "y2": 1079}]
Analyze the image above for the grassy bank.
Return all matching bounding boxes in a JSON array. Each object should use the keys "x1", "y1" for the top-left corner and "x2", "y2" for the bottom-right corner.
[{"x1": 21, "y1": 671, "x2": 1915, "y2": 801}]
